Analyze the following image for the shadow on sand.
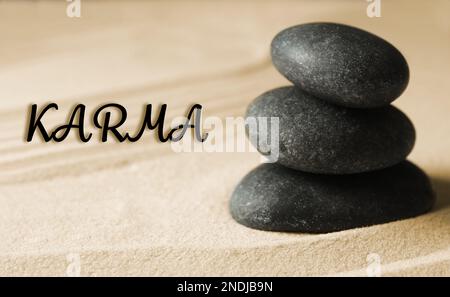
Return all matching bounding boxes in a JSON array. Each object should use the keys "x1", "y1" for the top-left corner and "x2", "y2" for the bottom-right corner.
[{"x1": 430, "y1": 177, "x2": 450, "y2": 211}]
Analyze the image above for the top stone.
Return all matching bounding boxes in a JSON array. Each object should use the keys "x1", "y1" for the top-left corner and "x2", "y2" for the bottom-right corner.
[{"x1": 271, "y1": 23, "x2": 409, "y2": 108}]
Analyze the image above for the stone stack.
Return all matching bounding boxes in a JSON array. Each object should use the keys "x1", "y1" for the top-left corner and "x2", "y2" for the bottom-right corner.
[{"x1": 230, "y1": 23, "x2": 435, "y2": 233}]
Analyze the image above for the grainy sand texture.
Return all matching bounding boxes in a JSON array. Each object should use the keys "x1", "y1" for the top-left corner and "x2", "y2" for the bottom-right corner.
[{"x1": 0, "y1": 0, "x2": 449, "y2": 276}]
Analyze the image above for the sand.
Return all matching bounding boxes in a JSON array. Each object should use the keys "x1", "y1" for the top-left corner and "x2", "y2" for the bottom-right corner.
[{"x1": 0, "y1": 0, "x2": 449, "y2": 276}]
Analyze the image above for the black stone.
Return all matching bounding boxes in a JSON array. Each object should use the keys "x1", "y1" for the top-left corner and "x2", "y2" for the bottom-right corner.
[
  {"x1": 246, "y1": 86, "x2": 415, "y2": 174},
  {"x1": 230, "y1": 162, "x2": 435, "y2": 233},
  {"x1": 271, "y1": 22, "x2": 409, "y2": 108}
]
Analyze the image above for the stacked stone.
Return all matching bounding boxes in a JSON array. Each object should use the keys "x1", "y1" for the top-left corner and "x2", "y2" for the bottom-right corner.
[{"x1": 230, "y1": 23, "x2": 435, "y2": 233}]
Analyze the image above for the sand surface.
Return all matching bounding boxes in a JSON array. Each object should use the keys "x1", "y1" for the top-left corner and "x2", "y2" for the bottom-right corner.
[{"x1": 0, "y1": 0, "x2": 449, "y2": 276}]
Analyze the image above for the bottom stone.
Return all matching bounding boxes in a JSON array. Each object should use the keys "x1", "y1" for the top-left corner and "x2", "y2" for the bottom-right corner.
[{"x1": 230, "y1": 161, "x2": 435, "y2": 233}]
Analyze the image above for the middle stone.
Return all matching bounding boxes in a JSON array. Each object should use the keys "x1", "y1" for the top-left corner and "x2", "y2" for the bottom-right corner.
[{"x1": 246, "y1": 86, "x2": 415, "y2": 174}]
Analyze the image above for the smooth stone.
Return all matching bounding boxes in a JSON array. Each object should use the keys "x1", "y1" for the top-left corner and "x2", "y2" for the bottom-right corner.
[
  {"x1": 230, "y1": 162, "x2": 435, "y2": 233},
  {"x1": 271, "y1": 22, "x2": 409, "y2": 108},
  {"x1": 246, "y1": 86, "x2": 415, "y2": 174}
]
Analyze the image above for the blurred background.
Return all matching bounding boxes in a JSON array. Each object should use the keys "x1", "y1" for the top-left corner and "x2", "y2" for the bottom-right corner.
[{"x1": 0, "y1": 0, "x2": 448, "y2": 276}]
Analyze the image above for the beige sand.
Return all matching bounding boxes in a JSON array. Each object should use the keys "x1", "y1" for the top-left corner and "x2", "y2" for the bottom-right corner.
[{"x1": 0, "y1": 0, "x2": 449, "y2": 276}]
